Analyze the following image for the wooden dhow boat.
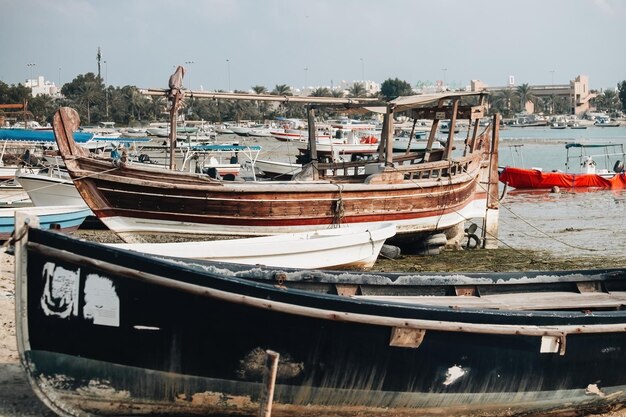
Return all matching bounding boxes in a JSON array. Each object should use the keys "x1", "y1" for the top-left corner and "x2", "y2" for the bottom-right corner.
[
  {"x1": 13, "y1": 214, "x2": 626, "y2": 417},
  {"x1": 53, "y1": 90, "x2": 500, "y2": 247}
]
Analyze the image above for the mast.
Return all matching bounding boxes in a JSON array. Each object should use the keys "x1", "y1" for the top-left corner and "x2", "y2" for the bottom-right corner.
[{"x1": 306, "y1": 105, "x2": 319, "y2": 179}]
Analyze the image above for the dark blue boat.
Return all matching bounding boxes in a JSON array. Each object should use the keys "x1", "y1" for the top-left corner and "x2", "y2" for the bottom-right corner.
[{"x1": 13, "y1": 213, "x2": 626, "y2": 417}]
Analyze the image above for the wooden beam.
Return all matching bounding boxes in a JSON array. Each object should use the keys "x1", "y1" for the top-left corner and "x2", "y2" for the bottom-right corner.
[
  {"x1": 411, "y1": 105, "x2": 484, "y2": 120},
  {"x1": 140, "y1": 88, "x2": 379, "y2": 105},
  {"x1": 444, "y1": 99, "x2": 460, "y2": 160}
]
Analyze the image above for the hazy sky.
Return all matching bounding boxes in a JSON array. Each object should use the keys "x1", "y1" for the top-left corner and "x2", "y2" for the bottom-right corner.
[{"x1": 2, "y1": 0, "x2": 625, "y2": 93}]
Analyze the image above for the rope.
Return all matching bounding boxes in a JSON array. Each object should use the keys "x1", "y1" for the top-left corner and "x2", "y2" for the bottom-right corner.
[{"x1": 332, "y1": 183, "x2": 345, "y2": 227}]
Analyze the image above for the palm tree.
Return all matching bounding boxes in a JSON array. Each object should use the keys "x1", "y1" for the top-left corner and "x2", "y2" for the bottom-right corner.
[
  {"x1": 251, "y1": 85, "x2": 267, "y2": 95},
  {"x1": 331, "y1": 89, "x2": 345, "y2": 98},
  {"x1": 515, "y1": 83, "x2": 536, "y2": 113},
  {"x1": 599, "y1": 90, "x2": 620, "y2": 112},
  {"x1": 78, "y1": 80, "x2": 101, "y2": 124},
  {"x1": 491, "y1": 88, "x2": 516, "y2": 117},
  {"x1": 348, "y1": 82, "x2": 367, "y2": 98},
  {"x1": 310, "y1": 87, "x2": 331, "y2": 97},
  {"x1": 271, "y1": 84, "x2": 292, "y2": 96}
]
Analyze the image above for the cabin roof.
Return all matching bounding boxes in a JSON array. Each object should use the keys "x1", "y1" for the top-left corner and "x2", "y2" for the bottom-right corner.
[{"x1": 390, "y1": 91, "x2": 489, "y2": 112}]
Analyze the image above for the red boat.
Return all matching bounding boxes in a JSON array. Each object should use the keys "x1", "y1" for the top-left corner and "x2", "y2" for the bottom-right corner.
[{"x1": 499, "y1": 143, "x2": 626, "y2": 190}]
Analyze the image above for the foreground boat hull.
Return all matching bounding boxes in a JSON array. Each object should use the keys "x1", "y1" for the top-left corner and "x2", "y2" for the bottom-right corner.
[{"x1": 15, "y1": 226, "x2": 626, "y2": 417}]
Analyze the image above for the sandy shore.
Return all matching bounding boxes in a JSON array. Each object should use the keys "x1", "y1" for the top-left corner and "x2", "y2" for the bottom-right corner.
[{"x1": 0, "y1": 252, "x2": 56, "y2": 417}]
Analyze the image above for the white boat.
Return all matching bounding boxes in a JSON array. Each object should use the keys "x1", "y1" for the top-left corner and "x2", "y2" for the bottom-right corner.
[
  {"x1": 0, "y1": 165, "x2": 21, "y2": 181},
  {"x1": 295, "y1": 140, "x2": 379, "y2": 161},
  {"x1": 594, "y1": 118, "x2": 621, "y2": 127},
  {"x1": 270, "y1": 129, "x2": 331, "y2": 142},
  {"x1": 254, "y1": 158, "x2": 302, "y2": 178},
  {"x1": 147, "y1": 126, "x2": 198, "y2": 137},
  {"x1": 330, "y1": 117, "x2": 378, "y2": 131},
  {"x1": 229, "y1": 125, "x2": 253, "y2": 136},
  {"x1": 202, "y1": 156, "x2": 241, "y2": 177},
  {"x1": 120, "y1": 128, "x2": 148, "y2": 138},
  {"x1": 215, "y1": 124, "x2": 235, "y2": 134},
  {"x1": 15, "y1": 165, "x2": 86, "y2": 207},
  {"x1": 0, "y1": 204, "x2": 91, "y2": 240},
  {"x1": 391, "y1": 130, "x2": 439, "y2": 152},
  {"x1": 248, "y1": 125, "x2": 274, "y2": 137},
  {"x1": 108, "y1": 222, "x2": 396, "y2": 269}
]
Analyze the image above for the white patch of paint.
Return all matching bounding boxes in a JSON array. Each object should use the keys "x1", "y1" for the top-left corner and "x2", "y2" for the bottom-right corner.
[
  {"x1": 133, "y1": 325, "x2": 160, "y2": 331},
  {"x1": 443, "y1": 365, "x2": 466, "y2": 386},
  {"x1": 40, "y1": 262, "x2": 80, "y2": 319},
  {"x1": 83, "y1": 274, "x2": 119, "y2": 327},
  {"x1": 586, "y1": 383, "x2": 606, "y2": 397}
]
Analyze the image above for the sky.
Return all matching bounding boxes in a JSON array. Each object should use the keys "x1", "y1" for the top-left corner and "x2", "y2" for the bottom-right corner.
[{"x1": 2, "y1": 0, "x2": 625, "y2": 93}]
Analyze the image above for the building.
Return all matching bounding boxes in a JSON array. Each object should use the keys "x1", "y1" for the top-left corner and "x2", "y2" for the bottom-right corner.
[
  {"x1": 471, "y1": 75, "x2": 596, "y2": 116},
  {"x1": 26, "y1": 76, "x2": 60, "y2": 97}
]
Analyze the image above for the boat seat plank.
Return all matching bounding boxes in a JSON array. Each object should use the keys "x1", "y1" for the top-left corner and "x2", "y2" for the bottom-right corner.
[{"x1": 355, "y1": 292, "x2": 626, "y2": 311}]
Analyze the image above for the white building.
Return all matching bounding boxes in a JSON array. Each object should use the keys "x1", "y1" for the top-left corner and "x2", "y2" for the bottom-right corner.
[{"x1": 26, "y1": 76, "x2": 60, "y2": 97}]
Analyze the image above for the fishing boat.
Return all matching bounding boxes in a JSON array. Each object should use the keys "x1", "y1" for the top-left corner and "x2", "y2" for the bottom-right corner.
[
  {"x1": 14, "y1": 216, "x2": 626, "y2": 417},
  {"x1": 52, "y1": 90, "x2": 499, "y2": 249},
  {"x1": 108, "y1": 222, "x2": 395, "y2": 269},
  {"x1": 270, "y1": 129, "x2": 331, "y2": 142},
  {"x1": 499, "y1": 142, "x2": 626, "y2": 190},
  {"x1": 0, "y1": 205, "x2": 89, "y2": 240},
  {"x1": 14, "y1": 163, "x2": 85, "y2": 206},
  {"x1": 294, "y1": 139, "x2": 380, "y2": 162},
  {"x1": 253, "y1": 158, "x2": 302, "y2": 179}
]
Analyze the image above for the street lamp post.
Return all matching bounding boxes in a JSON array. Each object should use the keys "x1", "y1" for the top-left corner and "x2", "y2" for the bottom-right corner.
[
  {"x1": 360, "y1": 57, "x2": 364, "y2": 81},
  {"x1": 304, "y1": 67, "x2": 308, "y2": 90},
  {"x1": 26, "y1": 63, "x2": 35, "y2": 88},
  {"x1": 104, "y1": 61, "x2": 109, "y2": 119},
  {"x1": 226, "y1": 59, "x2": 231, "y2": 92},
  {"x1": 184, "y1": 60, "x2": 194, "y2": 89}
]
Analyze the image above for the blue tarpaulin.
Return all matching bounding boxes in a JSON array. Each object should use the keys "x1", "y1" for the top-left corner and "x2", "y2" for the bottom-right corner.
[{"x1": 0, "y1": 128, "x2": 94, "y2": 143}]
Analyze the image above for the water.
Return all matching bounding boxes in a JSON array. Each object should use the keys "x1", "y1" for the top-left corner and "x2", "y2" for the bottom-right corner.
[
  {"x1": 499, "y1": 125, "x2": 626, "y2": 170},
  {"x1": 493, "y1": 124, "x2": 626, "y2": 259},
  {"x1": 498, "y1": 189, "x2": 626, "y2": 259}
]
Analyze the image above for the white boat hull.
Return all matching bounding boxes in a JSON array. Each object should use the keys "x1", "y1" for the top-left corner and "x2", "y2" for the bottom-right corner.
[
  {"x1": 108, "y1": 223, "x2": 396, "y2": 269},
  {"x1": 255, "y1": 159, "x2": 302, "y2": 177},
  {"x1": 16, "y1": 170, "x2": 86, "y2": 207}
]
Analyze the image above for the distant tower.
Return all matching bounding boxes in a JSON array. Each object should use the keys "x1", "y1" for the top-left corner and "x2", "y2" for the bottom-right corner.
[
  {"x1": 97, "y1": 47, "x2": 102, "y2": 80},
  {"x1": 508, "y1": 75, "x2": 515, "y2": 87}
]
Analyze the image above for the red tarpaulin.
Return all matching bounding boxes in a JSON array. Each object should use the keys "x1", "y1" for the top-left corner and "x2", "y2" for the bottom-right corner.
[{"x1": 499, "y1": 166, "x2": 626, "y2": 189}]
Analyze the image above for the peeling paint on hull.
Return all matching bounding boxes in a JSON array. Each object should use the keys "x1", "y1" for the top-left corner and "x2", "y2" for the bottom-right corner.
[{"x1": 26, "y1": 351, "x2": 626, "y2": 417}]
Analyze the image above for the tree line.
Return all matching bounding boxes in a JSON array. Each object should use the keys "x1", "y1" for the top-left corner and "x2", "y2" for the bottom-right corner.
[{"x1": 1, "y1": 74, "x2": 625, "y2": 127}]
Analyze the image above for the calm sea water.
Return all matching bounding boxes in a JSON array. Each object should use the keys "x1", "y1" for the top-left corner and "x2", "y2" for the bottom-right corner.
[
  {"x1": 494, "y1": 125, "x2": 626, "y2": 259},
  {"x1": 497, "y1": 189, "x2": 626, "y2": 259}
]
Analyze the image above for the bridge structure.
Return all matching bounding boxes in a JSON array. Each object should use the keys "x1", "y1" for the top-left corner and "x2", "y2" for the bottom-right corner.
[{"x1": 471, "y1": 75, "x2": 596, "y2": 116}]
